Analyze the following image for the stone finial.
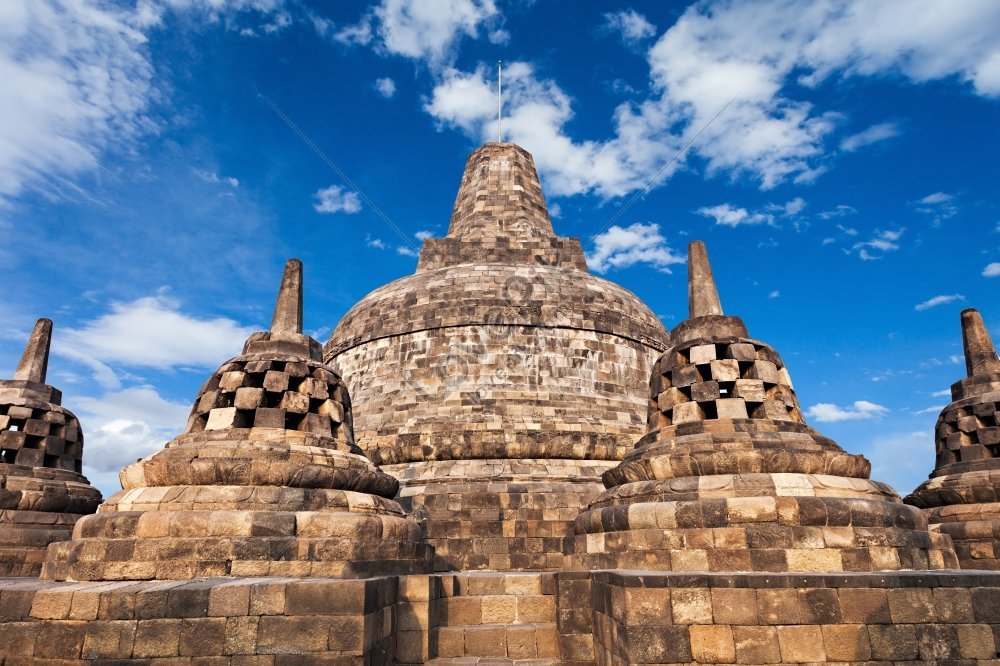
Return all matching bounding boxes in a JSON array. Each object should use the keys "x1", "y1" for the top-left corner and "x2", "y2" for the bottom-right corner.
[
  {"x1": 13, "y1": 318, "x2": 52, "y2": 383},
  {"x1": 688, "y1": 241, "x2": 723, "y2": 319},
  {"x1": 270, "y1": 259, "x2": 303, "y2": 335},
  {"x1": 961, "y1": 308, "x2": 1000, "y2": 378}
]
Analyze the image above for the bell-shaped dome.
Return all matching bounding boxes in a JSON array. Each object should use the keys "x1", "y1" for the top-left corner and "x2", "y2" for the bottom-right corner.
[
  {"x1": 43, "y1": 260, "x2": 432, "y2": 581},
  {"x1": 326, "y1": 143, "x2": 670, "y2": 467},
  {"x1": 575, "y1": 242, "x2": 957, "y2": 573}
]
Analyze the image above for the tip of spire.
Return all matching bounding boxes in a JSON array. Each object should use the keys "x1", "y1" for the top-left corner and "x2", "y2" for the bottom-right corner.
[
  {"x1": 270, "y1": 259, "x2": 303, "y2": 335},
  {"x1": 961, "y1": 308, "x2": 1000, "y2": 377},
  {"x1": 688, "y1": 241, "x2": 724, "y2": 319},
  {"x1": 13, "y1": 318, "x2": 52, "y2": 383}
]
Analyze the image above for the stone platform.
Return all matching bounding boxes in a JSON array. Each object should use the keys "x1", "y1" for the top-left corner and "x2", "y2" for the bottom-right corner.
[{"x1": 2, "y1": 570, "x2": 1000, "y2": 664}]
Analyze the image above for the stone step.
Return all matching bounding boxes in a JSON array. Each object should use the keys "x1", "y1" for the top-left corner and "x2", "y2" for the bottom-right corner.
[{"x1": 433, "y1": 623, "x2": 559, "y2": 660}]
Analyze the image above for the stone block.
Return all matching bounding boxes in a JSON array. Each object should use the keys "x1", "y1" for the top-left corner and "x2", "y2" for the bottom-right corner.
[
  {"x1": 480, "y1": 595, "x2": 516, "y2": 623},
  {"x1": 218, "y1": 371, "x2": 248, "y2": 392},
  {"x1": 234, "y1": 388, "x2": 264, "y2": 410},
  {"x1": 671, "y1": 588, "x2": 712, "y2": 625},
  {"x1": 712, "y1": 588, "x2": 757, "y2": 625},
  {"x1": 279, "y1": 392, "x2": 310, "y2": 414},
  {"x1": 716, "y1": 398, "x2": 749, "y2": 419},
  {"x1": 776, "y1": 625, "x2": 825, "y2": 662},
  {"x1": 733, "y1": 625, "x2": 781, "y2": 664},
  {"x1": 672, "y1": 401, "x2": 705, "y2": 424},
  {"x1": 252, "y1": 408, "x2": 285, "y2": 429},
  {"x1": 257, "y1": 616, "x2": 328, "y2": 653},
  {"x1": 822, "y1": 624, "x2": 871, "y2": 661},
  {"x1": 868, "y1": 624, "x2": 918, "y2": 660},
  {"x1": 957, "y1": 623, "x2": 996, "y2": 659},
  {"x1": 690, "y1": 624, "x2": 735, "y2": 662},
  {"x1": 262, "y1": 371, "x2": 288, "y2": 393},
  {"x1": 689, "y1": 344, "x2": 717, "y2": 364},
  {"x1": 710, "y1": 359, "x2": 740, "y2": 382},
  {"x1": 691, "y1": 380, "x2": 721, "y2": 403},
  {"x1": 205, "y1": 408, "x2": 240, "y2": 431}
]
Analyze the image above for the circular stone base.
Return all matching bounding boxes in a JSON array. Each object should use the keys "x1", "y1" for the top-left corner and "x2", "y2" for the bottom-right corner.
[
  {"x1": 41, "y1": 488, "x2": 434, "y2": 581},
  {"x1": 385, "y1": 458, "x2": 617, "y2": 572},
  {"x1": 572, "y1": 494, "x2": 958, "y2": 573}
]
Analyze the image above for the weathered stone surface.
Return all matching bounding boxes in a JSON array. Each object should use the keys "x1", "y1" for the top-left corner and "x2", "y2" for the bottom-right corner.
[
  {"x1": 575, "y1": 241, "x2": 959, "y2": 573},
  {"x1": 906, "y1": 307, "x2": 1000, "y2": 569},
  {"x1": 326, "y1": 143, "x2": 670, "y2": 570},
  {"x1": 41, "y1": 261, "x2": 432, "y2": 581},
  {"x1": 0, "y1": 319, "x2": 102, "y2": 575}
]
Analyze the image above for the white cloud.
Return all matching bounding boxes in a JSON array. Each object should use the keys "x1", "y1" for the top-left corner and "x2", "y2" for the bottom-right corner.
[
  {"x1": 193, "y1": 168, "x2": 239, "y2": 188},
  {"x1": 839, "y1": 122, "x2": 900, "y2": 152},
  {"x1": 425, "y1": 61, "x2": 684, "y2": 198},
  {"x1": 425, "y1": 1, "x2": 1000, "y2": 197},
  {"x1": 313, "y1": 184, "x2": 362, "y2": 214},
  {"x1": 697, "y1": 204, "x2": 772, "y2": 227},
  {"x1": 768, "y1": 290, "x2": 780, "y2": 299},
  {"x1": 373, "y1": 0, "x2": 498, "y2": 66},
  {"x1": 74, "y1": 385, "x2": 190, "y2": 496},
  {"x1": 365, "y1": 234, "x2": 387, "y2": 249},
  {"x1": 806, "y1": 400, "x2": 889, "y2": 422},
  {"x1": 603, "y1": 9, "x2": 656, "y2": 43},
  {"x1": 586, "y1": 222, "x2": 683, "y2": 274},
  {"x1": 931, "y1": 388, "x2": 952, "y2": 398},
  {"x1": 848, "y1": 228, "x2": 904, "y2": 260},
  {"x1": 915, "y1": 293, "x2": 965, "y2": 311},
  {"x1": 549, "y1": 203, "x2": 562, "y2": 219},
  {"x1": 0, "y1": 1, "x2": 153, "y2": 205},
  {"x1": 415, "y1": 230, "x2": 434, "y2": 240},
  {"x1": 397, "y1": 246, "x2": 419, "y2": 257},
  {"x1": 55, "y1": 292, "x2": 254, "y2": 388},
  {"x1": 818, "y1": 205, "x2": 857, "y2": 220},
  {"x1": 375, "y1": 77, "x2": 396, "y2": 98},
  {"x1": 915, "y1": 191, "x2": 958, "y2": 225},
  {"x1": 983, "y1": 262, "x2": 1000, "y2": 277}
]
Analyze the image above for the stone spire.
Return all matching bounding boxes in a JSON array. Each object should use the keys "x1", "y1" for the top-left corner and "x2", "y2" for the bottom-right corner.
[
  {"x1": 1, "y1": 318, "x2": 102, "y2": 576},
  {"x1": 43, "y1": 259, "x2": 432, "y2": 581},
  {"x1": 574, "y1": 240, "x2": 958, "y2": 573},
  {"x1": 13, "y1": 318, "x2": 51, "y2": 383},
  {"x1": 270, "y1": 258, "x2": 303, "y2": 334},
  {"x1": 244, "y1": 258, "x2": 322, "y2": 361},
  {"x1": 416, "y1": 142, "x2": 588, "y2": 271},
  {"x1": 905, "y1": 306, "x2": 1000, "y2": 569},
  {"x1": 962, "y1": 308, "x2": 1000, "y2": 378},
  {"x1": 672, "y1": 241, "x2": 749, "y2": 345},
  {"x1": 688, "y1": 241, "x2": 723, "y2": 318}
]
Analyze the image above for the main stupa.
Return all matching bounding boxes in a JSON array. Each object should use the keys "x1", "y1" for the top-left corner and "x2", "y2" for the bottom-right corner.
[{"x1": 326, "y1": 143, "x2": 670, "y2": 570}]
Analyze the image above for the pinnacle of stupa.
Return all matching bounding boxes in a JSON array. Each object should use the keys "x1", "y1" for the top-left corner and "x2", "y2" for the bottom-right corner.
[
  {"x1": 906, "y1": 307, "x2": 1000, "y2": 569},
  {"x1": 573, "y1": 241, "x2": 958, "y2": 573},
  {"x1": 0, "y1": 318, "x2": 102, "y2": 576},
  {"x1": 43, "y1": 260, "x2": 432, "y2": 581}
]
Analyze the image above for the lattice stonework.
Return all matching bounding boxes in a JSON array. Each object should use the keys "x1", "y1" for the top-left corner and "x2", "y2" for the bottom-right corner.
[
  {"x1": 0, "y1": 402, "x2": 82, "y2": 472},
  {"x1": 648, "y1": 337, "x2": 802, "y2": 430},
  {"x1": 186, "y1": 356, "x2": 353, "y2": 446},
  {"x1": 935, "y1": 398, "x2": 1000, "y2": 466}
]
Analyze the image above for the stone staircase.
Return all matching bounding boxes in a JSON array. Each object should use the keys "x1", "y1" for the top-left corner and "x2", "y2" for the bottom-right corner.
[{"x1": 423, "y1": 572, "x2": 560, "y2": 663}]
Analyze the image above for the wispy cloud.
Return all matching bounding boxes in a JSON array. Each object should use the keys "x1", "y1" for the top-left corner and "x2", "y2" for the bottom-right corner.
[
  {"x1": 914, "y1": 191, "x2": 958, "y2": 226},
  {"x1": 818, "y1": 205, "x2": 857, "y2": 220},
  {"x1": 193, "y1": 169, "x2": 239, "y2": 188},
  {"x1": 374, "y1": 77, "x2": 396, "y2": 98},
  {"x1": 840, "y1": 122, "x2": 900, "y2": 152},
  {"x1": 848, "y1": 228, "x2": 904, "y2": 261},
  {"x1": 313, "y1": 185, "x2": 362, "y2": 214},
  {"x1": 586, "y1": 222, "x2": 683, "y2": 274},
  {"x1": 602, "y1": 9, "x2": 657, "y2": 44},
  {"x1": 365, "y1": 234, "x2": 387, "y2": 249},
  {"x1": 915, "y1": 293, "x2": 965, "y2": 311},
  {"x1": 806, "y1": 400, "x2": 889, "y2": 422}
]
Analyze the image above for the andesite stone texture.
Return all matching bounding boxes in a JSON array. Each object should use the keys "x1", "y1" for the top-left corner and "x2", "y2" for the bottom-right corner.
[
  {"x1": 0, "y1": 318, "x2": 101, "y2": 576},
  {"x1": 573, "y1": 241, "x2": 959, "y2": 573},
  {"x1": 906, "y1": 308, "x2": 1000, "y2": 569},
  {"x1": 42, "y1": 260, "x2": 432, "y2": 581},
  {"x1": 326, "y1": 142, "x2": 670, "y2": 571}
]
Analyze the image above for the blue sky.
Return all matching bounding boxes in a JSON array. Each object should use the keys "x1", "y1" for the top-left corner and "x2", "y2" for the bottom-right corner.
[{"x1": 1, "y1": 0, "x2": 998, "y2": 498}]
